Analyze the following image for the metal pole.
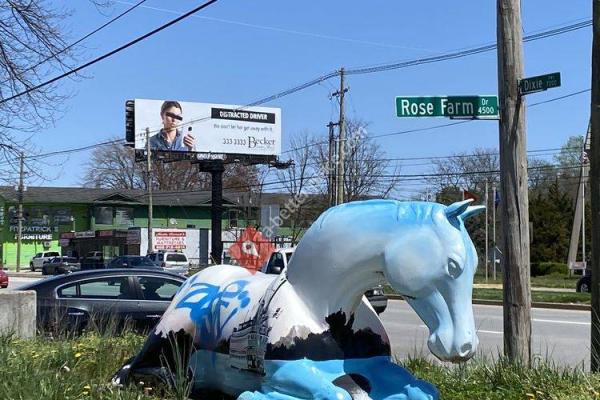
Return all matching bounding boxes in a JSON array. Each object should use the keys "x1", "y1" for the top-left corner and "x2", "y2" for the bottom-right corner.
[
  {"x1": 16, "y1": 152, "x2": 24, "y2": 272},
  {"x1": 146, "y1": 128, "x2": 153, "y2": 254},
  {"x1": 210, "y1": 160, "x2": 224, "y2": 264},
  {"x1": 493, "y1": 183, "x2": 497, "y2": 281},
  {"x1": 337, "y1": 67, "x2": 346, "y2": 204},
  {"x1": 485, "y1": 179, "x2": 489, "y2": 283}
]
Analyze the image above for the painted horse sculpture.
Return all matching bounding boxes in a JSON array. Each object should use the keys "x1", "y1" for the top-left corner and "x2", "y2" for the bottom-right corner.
[{"x1": 113, "y1": 199, "x2": 485, "y2": 399}]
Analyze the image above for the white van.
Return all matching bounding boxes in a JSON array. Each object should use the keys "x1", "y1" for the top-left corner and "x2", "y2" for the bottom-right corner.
[
  {"x1": 30, "y1": 251, "x2": 60, "y2": 271},
  {"x1": 148, "y1": 251, "x2": 190, "y2": 276}
]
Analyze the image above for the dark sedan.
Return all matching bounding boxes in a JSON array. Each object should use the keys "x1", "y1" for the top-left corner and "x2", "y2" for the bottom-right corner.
[
  {"x1": 42, "y1": 256, "x2": 81, "y2": 275},
  {"x1": 107, "y1": 256, "x2": 162, "y2": 270},
  {"x1": 19, "y1": 269, "x2": 186, "y2": 334},
  {"x1": 577, "y1": 273, "x2": 591, "y2": 293}
]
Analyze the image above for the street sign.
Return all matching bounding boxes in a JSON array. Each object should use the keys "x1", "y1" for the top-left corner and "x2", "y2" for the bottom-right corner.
[
  {"x1": 395, "y1": 96, "x2": 499, "y2": 119},
  {"x1": 518, "y1": 72, "x2": 561, "y2": 95}
]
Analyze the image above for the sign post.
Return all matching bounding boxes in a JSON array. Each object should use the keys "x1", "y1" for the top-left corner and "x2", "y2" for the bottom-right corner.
[
  {"x1": 395, "y1": 95, "x2": 499, "y2": 119},
  {"x1": 518, "y1": 72, "x2": 561, "y2": 95}
]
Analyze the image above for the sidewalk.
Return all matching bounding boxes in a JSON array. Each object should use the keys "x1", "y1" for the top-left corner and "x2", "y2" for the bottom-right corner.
[{"x1": 4, "y1": 269, "x2": 42, "y2": 278}]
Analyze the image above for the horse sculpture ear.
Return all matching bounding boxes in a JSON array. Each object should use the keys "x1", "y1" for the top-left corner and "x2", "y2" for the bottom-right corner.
[
  {"x1": 460, "y1": 205, "x2": 486, "y2": 221},
  {"x1": 445, "y1": 199, "x2": 473, "y2": 219}
]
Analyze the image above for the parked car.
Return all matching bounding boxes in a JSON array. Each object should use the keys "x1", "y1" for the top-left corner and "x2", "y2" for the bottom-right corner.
[
  {"x1": 80, "y1": 251, "x2": 105, "y2": 270},
  {"x1": 107, "y1": 255, "x2": 162, "y2": 270},
  {"x1": 261, "y1": 247, "x2": 388, "y2": 314},
  {"x1": 577, "y1": 273, "x2": 591, "y2": 293},
  {"x1": 42, "y1": 256, "x2": 81, "y2": 275},
  {"x1": 30, "y1": 251, "x2": 60, "y2": 271},
  {"x1": 0, "y1": 269, "x2": 8, "y2": 288},
  {"x1": 148, "y1": 251, "x2": 190, "y2": 276},
  {"x1": 19, "y1": 269, "x2": 186, "y2": 333}
]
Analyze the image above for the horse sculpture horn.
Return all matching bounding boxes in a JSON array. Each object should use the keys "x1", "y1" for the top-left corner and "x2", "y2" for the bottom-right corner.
[{"x1": 461, "y1": 205, "x2": 486, "y2": 220}]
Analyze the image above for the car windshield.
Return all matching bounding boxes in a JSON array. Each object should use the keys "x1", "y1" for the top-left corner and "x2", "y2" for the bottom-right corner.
[
  {"x1": 46, "y1": 252, "x2": 59, "y2": 257},
  {"x1": 166, "y1": 254, "x2": 187, "y2": 262}
]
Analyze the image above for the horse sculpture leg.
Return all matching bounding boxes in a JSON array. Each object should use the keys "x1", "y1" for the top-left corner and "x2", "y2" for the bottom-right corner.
[{"x1": 238, "y1": 359, "x2": 352, "y2": 400}]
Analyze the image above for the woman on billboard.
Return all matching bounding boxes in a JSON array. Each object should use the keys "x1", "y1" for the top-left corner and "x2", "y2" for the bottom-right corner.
[{"x1": 149, "y1": 101, "x2": 196, "y2": 151}]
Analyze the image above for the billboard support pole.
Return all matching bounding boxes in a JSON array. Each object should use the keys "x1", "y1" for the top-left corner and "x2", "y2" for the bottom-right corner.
[
  {"x1": 146, "y1": 128, "x2": 153, "y2": 254},
  {"x1": 197, "y1": 159, "x2": 225, "y2": 264}
]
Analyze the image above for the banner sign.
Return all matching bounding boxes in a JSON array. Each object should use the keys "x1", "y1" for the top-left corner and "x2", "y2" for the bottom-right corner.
[
  {"x1": 153, "y1": 229, "x2": 187, "y2": 251},
  {"x1": 133, "y1": 99, "x2": 281, "y2": 156}
]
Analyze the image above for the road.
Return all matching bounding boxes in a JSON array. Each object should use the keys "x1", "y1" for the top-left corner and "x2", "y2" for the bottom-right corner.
[
  {"x1": 6, "y1": 278, "x2": 591, "y2": 368},
  {"x1": 380, "y1": 299, "x2": 590, "y2": 369}
]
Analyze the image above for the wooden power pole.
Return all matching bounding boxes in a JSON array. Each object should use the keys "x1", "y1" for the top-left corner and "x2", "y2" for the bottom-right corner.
[
  {"x1": 497, "y1": 0, "x2": 532, "y2": 364},
  {"x1": 331, "y1": 68, "x2": 348, "y2": 204},
  {"x1": 16, "y1": 152, "x2": 24, "y2": 273},
  {"x1": 590, "y1": 0, "x2": 600, "y2": 372}
]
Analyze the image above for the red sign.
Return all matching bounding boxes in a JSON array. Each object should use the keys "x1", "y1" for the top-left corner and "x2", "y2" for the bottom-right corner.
[{"x1": 228, "y1": 227, "x2": 274, "y2": 273}]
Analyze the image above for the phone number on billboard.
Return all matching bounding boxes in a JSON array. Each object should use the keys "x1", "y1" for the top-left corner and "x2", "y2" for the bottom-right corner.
[{"x1": 223, "y1": 138, "x2": 247, "y2": 145}]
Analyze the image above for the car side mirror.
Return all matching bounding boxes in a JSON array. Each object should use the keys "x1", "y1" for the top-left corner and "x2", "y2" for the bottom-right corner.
[{"x1": 270, "y1": 265, "x2": 282, "y2": 274}]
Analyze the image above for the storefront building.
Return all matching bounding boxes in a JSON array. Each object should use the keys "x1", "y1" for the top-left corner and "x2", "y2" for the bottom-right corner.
[{"x1": 0, "y1": 187, "x2": 241, "y2": 268}]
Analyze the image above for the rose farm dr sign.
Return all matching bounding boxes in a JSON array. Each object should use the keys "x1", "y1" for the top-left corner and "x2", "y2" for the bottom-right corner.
[{"x1": 395, "y1": 96, "x2": 499, "y2": 119}]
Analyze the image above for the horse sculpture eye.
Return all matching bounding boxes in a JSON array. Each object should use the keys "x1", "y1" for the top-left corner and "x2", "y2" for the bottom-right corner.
[{"x1": 447, "y1": 258, "x2": 463, "y2": 279}]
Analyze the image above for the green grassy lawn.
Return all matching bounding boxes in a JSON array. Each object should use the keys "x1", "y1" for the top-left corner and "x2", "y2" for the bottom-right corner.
[
  {"x1": 475, "y1": 273, "x2": 580, "y2": 289},
  {"x1": 2, "y1": 333, "x2": 599, "y2": 400},
  {"x1": 473, "y1": 288, "x2": 590, "y2": 304}
]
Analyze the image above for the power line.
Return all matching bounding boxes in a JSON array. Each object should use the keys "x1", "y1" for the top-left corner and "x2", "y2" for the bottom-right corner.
[
  {"x1": 0, "y1": 0, "x2": 148, "y2": 87},
  {"x1": 0, "y1": 0, "x2": 220, "y2": 105}
]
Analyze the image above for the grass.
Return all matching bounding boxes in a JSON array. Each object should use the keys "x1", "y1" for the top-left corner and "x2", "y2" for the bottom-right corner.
[
  {"x1": 472, "y1": 288, "x2": 590, "y2": 304},
  {"x1": 475, "y1": 273, "x2": 580, "y2": 289},
  {"x1": 403, "y1": 355, "x2": 600, "y2": 400},
  {"x1": 2, "y1": 332, "x2": 600, "y2": 400}
]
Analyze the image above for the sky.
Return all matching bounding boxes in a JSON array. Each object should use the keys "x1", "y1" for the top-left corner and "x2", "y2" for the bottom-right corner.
[{"x1": 17, "y1": 0, "x2": 593, "y2": 199}]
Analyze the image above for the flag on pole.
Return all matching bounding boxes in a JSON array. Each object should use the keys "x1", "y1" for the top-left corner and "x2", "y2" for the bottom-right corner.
[{"x1": 463, "y1": 190, "x2": 478, "y2": 202}]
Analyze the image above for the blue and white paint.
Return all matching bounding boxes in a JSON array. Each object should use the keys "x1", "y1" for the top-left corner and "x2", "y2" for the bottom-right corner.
[{"x1": 113, "y1": 199, "x2": 485, "y2": 400}]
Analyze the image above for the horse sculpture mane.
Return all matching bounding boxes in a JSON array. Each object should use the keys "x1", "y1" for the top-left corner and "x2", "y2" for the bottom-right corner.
[{"x1": 113, "y1": 199, "x2": 484, "y2": 400}]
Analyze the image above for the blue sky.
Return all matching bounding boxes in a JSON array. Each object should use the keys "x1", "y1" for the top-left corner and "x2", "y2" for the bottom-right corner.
[{"x1": 28, "y1": 0, "x2": 592, "y2": 197}]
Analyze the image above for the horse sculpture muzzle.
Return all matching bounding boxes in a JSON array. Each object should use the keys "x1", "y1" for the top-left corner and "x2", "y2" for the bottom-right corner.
[{"x1": 408, "y1": 289, "x2": 478, "y2": 362}]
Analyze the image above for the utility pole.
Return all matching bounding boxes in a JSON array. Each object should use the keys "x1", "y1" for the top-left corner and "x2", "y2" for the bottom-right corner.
[
  {"x1": 497, "y1": 0, "x2": 531, "y2": 365},
  {"x1": 331, "y1": 67, "x2": 348, "y2": 204},
  {"x1": 589, "y1": 0, "x2": 600, "y2": 373},
  {"x1": 16, "y1": 152, "x2": 24, "y2": 273},
  {"x1": 146, "y1": 128, "x2": 153, "y2": 254},
  {"x1": 327, "y1": 121, "x2": 339, "y2": 207}
]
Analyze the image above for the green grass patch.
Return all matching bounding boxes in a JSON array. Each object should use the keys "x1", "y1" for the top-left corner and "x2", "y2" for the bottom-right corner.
[
  {"x1": 403, "y1": 355, "x2": 600, "y2": 400},
  {"x1": 473, "y1": 288, "x2": 590, "y2": 304},
  {"x1": 2, "y1": 332, "x2": 599, "y2": 399},
  {"x1": 475, "y1": 273, "x2": 580, "y2": 289}
]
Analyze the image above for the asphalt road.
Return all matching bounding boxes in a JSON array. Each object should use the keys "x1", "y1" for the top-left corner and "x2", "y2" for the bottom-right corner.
[
  {"x1": 380, "y1": 299, "x2": 591, "y2": 369},
  {"x1": 6, "y1": 277, "x2": 591, "y2": 369}
]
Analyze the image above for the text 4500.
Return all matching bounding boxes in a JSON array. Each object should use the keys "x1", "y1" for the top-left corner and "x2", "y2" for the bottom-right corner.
[{"x1": 223, "y1": 138, "x2": 247, "y2": 146}]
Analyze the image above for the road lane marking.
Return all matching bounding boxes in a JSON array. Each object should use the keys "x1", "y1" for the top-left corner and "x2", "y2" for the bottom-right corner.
[{"x1": 533, "y1": 318, "x2": 590, "y2": 326}]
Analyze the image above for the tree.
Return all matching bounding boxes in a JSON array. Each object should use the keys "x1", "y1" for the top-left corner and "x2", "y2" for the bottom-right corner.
[{"x1": 81, "y1": 139, "x2": 259, "y2": 192}]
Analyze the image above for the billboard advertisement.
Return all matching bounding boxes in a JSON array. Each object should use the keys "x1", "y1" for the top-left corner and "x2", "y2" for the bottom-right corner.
[{"x1": 132, "y1": 99, "x2": 281, "y2": 156}]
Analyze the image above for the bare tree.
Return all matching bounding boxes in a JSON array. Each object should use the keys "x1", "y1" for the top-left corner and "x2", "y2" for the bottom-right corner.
[{"x1": 81, "y1": 140, "x2": 259, "y2": 192}]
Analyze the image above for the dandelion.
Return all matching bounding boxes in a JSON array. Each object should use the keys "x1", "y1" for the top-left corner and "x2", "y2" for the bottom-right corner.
[
  {"x1": 75, "y1": 352, "x2": 82, "y2": 358},
  {"x1": 83, "y1": 385, "x2": 91, "y2": 390}
]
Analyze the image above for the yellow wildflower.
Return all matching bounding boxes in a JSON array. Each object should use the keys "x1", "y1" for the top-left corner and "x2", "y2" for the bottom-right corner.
[{"x1": 74, "y1": 352, "x2": 82, "y2": 358}]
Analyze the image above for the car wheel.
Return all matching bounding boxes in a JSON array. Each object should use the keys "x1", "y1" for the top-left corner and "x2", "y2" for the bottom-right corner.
[
  {"x1": 41, "y1": 267, "x2": 47, "y2": 275},
  {"x1": 30, "y1": 263, "x2": 34, "y2": 272}
]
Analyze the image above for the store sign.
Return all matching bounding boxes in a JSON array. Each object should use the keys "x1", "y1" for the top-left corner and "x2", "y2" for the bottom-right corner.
[
  {"x1": 153, "y1": 229, "x2": 186, "y2": 251},
  {"x1": 75, "y1": 230, "x2": 95, "y2": 238},
  {"x1": 127, "y1": 229, "x2": 141, "y2": 245},
  {"x1": 16, "y1": 233, "x2": 53, "y2": 241}
]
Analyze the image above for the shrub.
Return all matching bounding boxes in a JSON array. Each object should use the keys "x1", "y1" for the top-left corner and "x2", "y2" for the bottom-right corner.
[{"x1": 531, "y1": 262, "x2": 568, "y2": 277}]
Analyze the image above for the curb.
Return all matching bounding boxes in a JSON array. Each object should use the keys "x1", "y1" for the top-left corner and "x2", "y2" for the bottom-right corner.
[
  {"x1": 386, "y1": 294, "x2": 590, "y2": 311},
  {"x1": 5, "y1": 271, "x2": 42, "y2": 278}
]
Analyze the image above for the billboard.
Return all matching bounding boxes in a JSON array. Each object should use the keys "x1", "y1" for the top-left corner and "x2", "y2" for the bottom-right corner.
[{"x1": 132, "y1": 99, "x2": 281, "y2": 156}]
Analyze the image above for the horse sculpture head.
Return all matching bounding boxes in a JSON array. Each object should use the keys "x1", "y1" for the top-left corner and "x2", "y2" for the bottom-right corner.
[{"x1": 382, "y1": 200, "x2": 484, "y2": 362}]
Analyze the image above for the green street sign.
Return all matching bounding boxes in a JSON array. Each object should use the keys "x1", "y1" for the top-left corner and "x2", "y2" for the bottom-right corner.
[
  {"x1": 395, "y1": 95, "x2": 499, "y2": 119},
  {"x1": 518, "y1": 72, "x2": 561, "y2": 95}
]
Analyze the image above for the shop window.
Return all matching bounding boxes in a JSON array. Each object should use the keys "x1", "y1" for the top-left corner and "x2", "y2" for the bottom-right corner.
[{"x1": 94, "y1": 207, "x2": 113, "y2": 225}]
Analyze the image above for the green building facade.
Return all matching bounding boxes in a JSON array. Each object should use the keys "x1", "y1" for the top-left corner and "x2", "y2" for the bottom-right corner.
[{"x1": 0, "y1": 187, "x2": 243, "y2": 269}]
